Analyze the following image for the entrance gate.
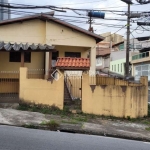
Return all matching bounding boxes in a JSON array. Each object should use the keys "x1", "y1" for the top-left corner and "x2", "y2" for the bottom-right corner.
[
  {"x1": 64, "y1": 71, "x2": 82, "y2": 104},
  {"x1": 0, "y1": 71, "x2": 19, "y2": 103}
]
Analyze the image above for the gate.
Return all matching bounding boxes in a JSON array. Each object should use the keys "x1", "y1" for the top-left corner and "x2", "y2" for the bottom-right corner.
[
  {"x1": 0, "y1": 71, "x2": 20, "y2": 103},
  {"x1": 64, "y1": 72, "x2": 82, "y2": 104}
]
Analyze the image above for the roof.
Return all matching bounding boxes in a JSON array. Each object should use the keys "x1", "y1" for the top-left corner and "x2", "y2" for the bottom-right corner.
[
  {"x1": 97, "y1": 42, "x2": 110, "y2": 47},
  {"x1": 112, "y1": 41, "x2": 124, "y2": 47},
  {"x1": 96, "y1": 47, "x2": 110, "y2": 56},
  {"x1": 139, "y1": 47, "x2": 150, "y2": 53},
  {"x1": 0, "y1": 41, "x2": 55, "y2": 52},
  {"x1": 56, "y1": 57, "x2": 90, "y2": 70},
  {"x1": 136, "y1": 36, "x2": 150, "y2": 41},
  {"x1": 0, "y1": 13, "x2": 104, "y2": 43}
]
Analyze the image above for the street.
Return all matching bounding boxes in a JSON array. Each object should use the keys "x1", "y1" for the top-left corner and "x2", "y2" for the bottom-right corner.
[{"x1": 0, "y1": 125, "x2": 149, "y2": 150}]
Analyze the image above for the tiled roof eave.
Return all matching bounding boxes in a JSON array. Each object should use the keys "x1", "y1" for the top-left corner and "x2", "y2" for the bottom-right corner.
[
  {"x1": 0, "y1": 41, "x2": 55, "y2": 52},
  {"x1": 56, "y1": 57, "x2": 90, "y2": 70}
]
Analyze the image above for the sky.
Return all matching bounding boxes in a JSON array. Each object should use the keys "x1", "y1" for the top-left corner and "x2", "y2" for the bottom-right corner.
[{"x1": 8, "y1": 0, "x2": 150, "y2": 39}]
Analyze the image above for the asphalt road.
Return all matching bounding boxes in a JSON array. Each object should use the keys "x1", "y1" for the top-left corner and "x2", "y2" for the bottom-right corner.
[{"x1": 0, "y1": 125, "x2": 150, "y2": 150}]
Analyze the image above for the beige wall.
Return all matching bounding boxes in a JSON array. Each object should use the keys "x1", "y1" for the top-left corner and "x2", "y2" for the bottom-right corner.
[
  {"x1": 82, "y1": 74, "x2": 148, "y2": 118},
  {"x1": 19, "y1": 67, "x2": 64, "y2": 109},
  {"x1": 0, "y1": 20, "x2": 46, "y2": 44},
  {"x1": 46, "y1": 21, "x2": 96, "y2": 72},
  {"x1": 46, "y1": 21, "x2": 96, "y2": 47},
  {"x1": 55, "y1": 45, "x2": 89, "y2": 58},
  {"x1": 0, "y1": 52, "x2": 45, "y2": 71}
]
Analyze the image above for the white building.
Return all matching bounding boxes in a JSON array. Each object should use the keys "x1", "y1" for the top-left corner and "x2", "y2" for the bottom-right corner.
[{"x1": 0, "y1": 0, "x2": 10, "y2": 21}]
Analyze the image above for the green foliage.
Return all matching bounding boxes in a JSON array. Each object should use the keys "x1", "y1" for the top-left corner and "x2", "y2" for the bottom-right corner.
[
  {"x1": 148, "y1": 104, "x2": 150, "y2": 117},
  {"x1": 41, "y1": 120, "x2": 59, "y2": 130},
  {"x1": 127, "y1": 116, "x2": 131, "y2": 120},
  {"x1": 23, "y1": 124, "x2": 38, "y2": 129},
  {"x1": 62, "y1": 120, "x2": 79, "y2": 124},
  {"x1": 145, "y1": 127, "x2": 150, "y2": 131},
  {"x1": 73, "y1": 116, "x2": 87, "y2": 122}
]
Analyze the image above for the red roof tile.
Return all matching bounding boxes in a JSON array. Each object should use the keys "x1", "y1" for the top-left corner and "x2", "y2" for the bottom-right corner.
[{"x1": 56, "y1": 57, "x2": 90, "y2": 70}]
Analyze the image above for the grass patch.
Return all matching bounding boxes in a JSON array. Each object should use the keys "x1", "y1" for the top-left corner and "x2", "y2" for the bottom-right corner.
[
  {"x1": 145, "y1": 127, "x2": 150, "y2": 131},
  {"x1": 23, "y1": 124, "x2": 38, "y2": 129},
  {"x1": 40, "y1": 120, "x2": 60, "y2": 130},
  {"x1": 142, "y1": 121, "x2": 150, "y2": 125},
  {"x1": 62, "y1": 120, "x2": 79, "y2": 124},
  {"x1": 17, "y1": 103, "x2": 71, "y2": 116},
  {"x1": 17, "y1": 103, "x2": 150, "y2": 124},
  {"x1": 73, "y1": 116, "x2": 87, "y2": 122},
  {"x1": 148, "y1": 104, "x2": 150, "y2": 117}
]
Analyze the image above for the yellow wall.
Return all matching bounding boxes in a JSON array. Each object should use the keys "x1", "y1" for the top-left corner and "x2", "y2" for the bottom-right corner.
[
  {"x1": 19, "y1": 67, "x2": 64, "y2": 109},
  {"x1": 46, "y1": 21, "x2": 96, "y2": 47},
  {"x1": 0, "y1": 19, "x2": 98, "y2": 73},
  {"x1": 0, "y1": 20, "x2": 46, "y2": 44},
  {"x1": 82, "y1": 74, "x2": 148, "y2": 118},
  {"x1": 55, "y1": 46, "x2": 89, "y2": 58},
  {"x1": 0, "y1": 52, "x2": 45, "y2": 71}
]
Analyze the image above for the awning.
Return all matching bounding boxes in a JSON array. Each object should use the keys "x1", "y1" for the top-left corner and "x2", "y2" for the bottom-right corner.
[
  {"x1": 0, "y1": 41, "x2": 55, "y2": 52},
  {"x1": 56, "y1": 57, "x2": 90, "y2": 70}
]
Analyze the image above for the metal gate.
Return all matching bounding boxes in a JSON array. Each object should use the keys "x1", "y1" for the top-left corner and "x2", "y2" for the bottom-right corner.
[
  {"x1": 64, "y1": 72, "x2": 82, "y2": 103},
  {"x1": 0, "y1": 71, "x2": 19, "y2": 103}
]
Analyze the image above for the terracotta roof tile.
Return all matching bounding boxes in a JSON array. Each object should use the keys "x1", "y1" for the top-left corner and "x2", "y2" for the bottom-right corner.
[{"x1": 56, "y1": 57, "x2": 90, "y2": 70}]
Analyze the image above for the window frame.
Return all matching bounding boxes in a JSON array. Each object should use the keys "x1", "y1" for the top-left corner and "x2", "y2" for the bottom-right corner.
[{"x1": 9, "y1": 52, "x2": 31, "y2": 63}]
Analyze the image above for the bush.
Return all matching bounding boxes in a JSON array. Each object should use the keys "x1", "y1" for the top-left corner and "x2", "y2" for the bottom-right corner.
[
  {"x1": 41, "y1": 120, "x2": 60, "y2": 130},
  {"x1": 148, "y1": 104, "x2": 150, "y2": 117}
]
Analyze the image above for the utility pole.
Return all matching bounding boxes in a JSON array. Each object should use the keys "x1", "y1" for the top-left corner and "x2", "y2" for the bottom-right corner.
[
  {"x1": 87, "y1": 11, "x2": 105, "y2": 32},
  {"x1": 121, "y1": 0, "x2": 133, "y2": 77},
  {"x1": 126, "y1": 3, "x2": 130, "y2": 77},
  {"x1": 88, "y1": 16, "x2": 94, "y2": 32}
]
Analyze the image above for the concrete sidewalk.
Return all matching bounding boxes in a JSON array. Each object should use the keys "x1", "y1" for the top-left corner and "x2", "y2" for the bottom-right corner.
[{"x1": 0, "y1": 107, "x2": 150, "y2": 142}]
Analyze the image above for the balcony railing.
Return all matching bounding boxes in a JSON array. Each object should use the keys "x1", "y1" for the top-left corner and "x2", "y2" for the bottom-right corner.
[{"x1": 132, "y1": 51, "x2": 150, "y2": 61}]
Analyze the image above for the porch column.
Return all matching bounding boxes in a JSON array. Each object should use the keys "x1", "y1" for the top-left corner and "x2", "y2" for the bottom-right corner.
[
  {"x1": 21, "y1": 51, "x2": 24, "y2": 67},
  {"x1": 89, "y1": 47, "x2": 96, "y2": 76},
  {"x1": 45, "y1": 51, "x2": 52, "y2": 79},
  {"x1": 49, "y1": 51, "x2": 52, "y2": 78}
]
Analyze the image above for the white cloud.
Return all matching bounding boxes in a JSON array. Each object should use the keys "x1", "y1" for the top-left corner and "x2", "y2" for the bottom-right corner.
[{"x1": 8, "y1": 0, "x2": 150, "y2": 37}]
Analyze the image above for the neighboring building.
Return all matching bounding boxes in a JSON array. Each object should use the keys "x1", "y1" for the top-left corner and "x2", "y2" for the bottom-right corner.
[
  {"x1": 130, "y1": 37, "x2": 150, "y2": 81},
  {"x1": 131, "y1": 47, "x2": 150, "y2": 81},
  {"x1": 96, "y1": 42, "x2": 111, "y2": 75},
  {"x1": 100, "y1": 32, "x2": 124, "y2": 45},
  {"x1": 0, "y1": 0, "x2": 10, "y2": 21},
  {"x1": 110, "y1": 40, "x2": 139, "y2": 75}
]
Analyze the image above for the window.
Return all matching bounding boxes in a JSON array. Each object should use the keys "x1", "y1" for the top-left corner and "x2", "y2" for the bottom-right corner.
[
  {"x1": 114, "y1": 65, "x2": 116, "y2": 72},
  {"x1": 112, "y1": 65, "x2": 113, "y2": 71},
  {"x1": 121, "y1": 64, "x2": 122, "y2": 72},
  {"x1": 118, "y1": 64, "x2": 119, "y2": 72},
  {"x1": 9, "y1": 52, "x2": 31, "y2": 63},
  {"x1": 65, "y1": 52, "x2": 81, "y2": 58},
  {"x1": 96, "y1": 57, "x2": 102, "y2": 66}
]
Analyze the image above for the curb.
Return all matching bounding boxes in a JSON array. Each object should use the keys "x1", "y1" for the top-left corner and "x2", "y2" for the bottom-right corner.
[{"x1": 1, "y1": 123, "x2": 149, "y2": 142}]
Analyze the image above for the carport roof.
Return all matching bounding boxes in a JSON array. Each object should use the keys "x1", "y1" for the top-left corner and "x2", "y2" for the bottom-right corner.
[
  {"x1": 0, "y1": 41, "x2": 55, "y2": 52},
  {"x1": 56, "y1": 57, "x2": 90, "y2": 70}
]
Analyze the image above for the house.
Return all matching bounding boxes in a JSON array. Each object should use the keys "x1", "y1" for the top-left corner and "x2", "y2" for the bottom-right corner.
[
  {"x1": 100, "y1": 32, "x2": 124, "y2": 45},
  {"x1": 130, "y1": 37, "x2": 150, "y2": 103},
  {"x1": 96, "y1": 42, "x2": 111, "y2": 75},
  {"x1": 110, "y1": 39, "x2": 140, "y2": 76},
  {"x1": 0, "y1": 13, "x2": 104, "y2": 106}
]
